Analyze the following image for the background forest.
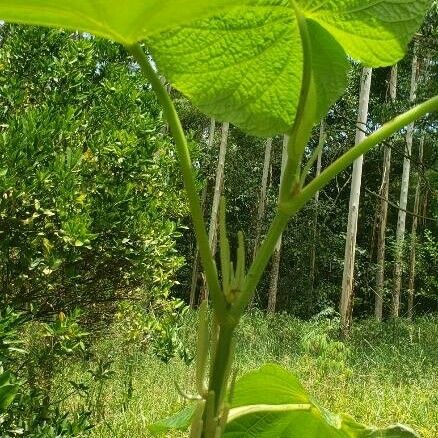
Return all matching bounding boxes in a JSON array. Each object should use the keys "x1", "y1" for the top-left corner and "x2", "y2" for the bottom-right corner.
[{"x1": 0, "y1": 6, "x2": 437, "y2": 438}]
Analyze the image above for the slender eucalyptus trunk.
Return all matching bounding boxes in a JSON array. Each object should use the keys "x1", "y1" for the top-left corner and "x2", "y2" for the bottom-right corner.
[
  {"x1": 208, "y1": 122, "x2": 229, "y2": 255},
  {"x1": 253, "y1": 138, "x2": 273, "y2": 261},
  {"x1": 407, "y1": 136, "x2": 423, "y2": 319},
  {"x1": 309, "y1": 121, "x2": 326, "y2": 307},
  {"x1": 340, "y1": 67, "x2": 373, "y2": 335},
  {"x1": 203, "y1": 121, "x2": 229, "y2": 301},
  {"x1": 189, "y1": 119, "x2": 216, "y2": 307},
  {"x1": 392, "y1": 49, "x2": 418, "y2": 318},
  {"x1": 267, "y1": 135, "x2": 288, "y2": 313},
  {"x1": 374, "y1": 65, "x2": 398, "y2": 320}
]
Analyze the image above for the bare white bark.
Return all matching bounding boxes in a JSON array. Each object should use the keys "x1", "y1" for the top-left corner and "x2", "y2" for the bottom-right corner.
[
  {"x1": 267, "y1": 135, "x2": 289, "y2": 313},
  {"x1": 375, "y1": 65, "x2": 398, "y2": 321},
  {"x1": 407, "y1": 137, "x2": 423, "y2": 319},
  {"x1": 202, "y1": 121, "x2": 229, "y2": 301},
  {"x1": 340, "y1": 67, "x2": 373, "y2": 335},
  {"x1": 253, "y1": 138, "x2": 273, "y2": 261},
  {"x1": 392, "y1": 49, "x2": 418, "y2": 317}
]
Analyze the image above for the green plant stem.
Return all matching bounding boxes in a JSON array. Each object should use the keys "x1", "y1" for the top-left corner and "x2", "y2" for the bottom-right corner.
[
  {"x1": 207, "y1": 324, "x2": 235, "y2": 419},
  {"x1": 234, "y1": 95, "x2": 437, "y2": 319},
  {"x1": 126, "y1": 43, "x2": 228, "y2": 323},
  {"x1": 233, "y1": 211, "x2": 289, "y2": 317},
  {"x1": 280, "y1": 5, "x2": 313, "y2": 202},
  {"x1": 235, "y1": 8, "x2": 315, "y2": 319},
  {"x1": 129, "y1": 38, "x2": 437, "y2": 437},
  {"x1": 283, "y1": 95, "x2": 438, "y2": 215},
  {"x1": 300, "y1": 129, "x2": 326, "y2": 188}
]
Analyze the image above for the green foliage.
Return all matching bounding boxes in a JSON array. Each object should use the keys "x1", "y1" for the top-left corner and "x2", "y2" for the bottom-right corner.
[
  {"x1": 17, "y1": 313, "x2": 429, "y2": 437},
  {"x1": 148, "y1": 404, "x2": 197, "y2": 435},
  {"x1": 0, "y1": 308, "x2": 95, "y2": 437},
  {"x1": 0, "y1": 308, "x2": 24, "y2": 417},
  {"x1": 0, "y1": 0, "x2": 237, "y2": 44},
  {"x1": 0, "y1": 308, "x2": 26, "y2": 362},
  {"x1": 0, "y1": 307, "x2": 95, "y2": 436},
  {"x1": 301, "y1": 322, "x2": 351, "y2": 376},
  {"x1": 147, "y1": 349, "x2": 424, "y2": 437},
  {"x1": 40, "y1": 310, "x2": 89, "y2": 356},
  {"x1": 114, "y1": 300, "x2": 193, "y2": 364},
  {"x1": 0, "y1": 370, "x2": 18, "y2": 413},
  {"x1": 0, "y1": 2, "x2": 436, "y2": 438},
  {"x1": 148, "y1": 0, "x2": 429, "y2": 136},
  {"x1": 143, "y1": 314, "x2": 437, "y2": 437},
  {"x1": 0, "y1": 27, "x2": 186, "y2": 319},
  {"x1": 225, "y1": 364, "x2": 418, "y2": 437},
  {"x1": 416, "y1": 230, "x2": 438, "y2": 304}
]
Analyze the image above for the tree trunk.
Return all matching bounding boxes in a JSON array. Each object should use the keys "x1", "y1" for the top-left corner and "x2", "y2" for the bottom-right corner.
[
  {"x1": 252, "y1": 138, "x2": 273, "y2": 261},
  {"x1": 407, "y1": 136, "x2": 423, "y2": 319},
  {"x1": 267, "y1": 135, "x2": 288, "y2": 313},
  {"x1": 392, "y1": 49, "x2": 418, "y2": 318},
  {"x1": 190, "y1": 118, "x2": 216, "y2": 307},
  {"x1": 309, "y1": 121, "x2": 326, "y2": 309},
  {"x1": 208, "y1": 122, "x2": 229, "y2": 255},
  {"x1": 202, "y1": 121, "x2": 229, "y2": 301},
  {"x1": 340, "y1": 67, "x2": 373, "y2": 336},
  {"x1": 374, "y1": 65, "x2": 398, "y2": 321}
]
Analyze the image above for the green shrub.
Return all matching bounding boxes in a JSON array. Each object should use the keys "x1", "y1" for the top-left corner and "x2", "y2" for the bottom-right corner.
[{"x1": 0, "y1": 27, "x2": 187, "y2": 322}]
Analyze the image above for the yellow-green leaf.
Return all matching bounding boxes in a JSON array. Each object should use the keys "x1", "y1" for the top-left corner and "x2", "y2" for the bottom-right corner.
[
  {"x1": 0, "y1": 0, "x2": 241, "y2": 44},
  {"x1": 148, "y1": 0, "x2": 429, "y2": 136}
]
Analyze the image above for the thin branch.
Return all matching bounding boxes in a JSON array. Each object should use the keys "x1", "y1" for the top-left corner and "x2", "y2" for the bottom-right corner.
[
  {"x1": 332, "y1": 108, "x2": 438, "y2": 173},
  {"x1": 364, "y1": 188, "x2": 436, "y2": 222},
  {"x1": 127, "y1": 43, "x2": 227, "y2": 323}
]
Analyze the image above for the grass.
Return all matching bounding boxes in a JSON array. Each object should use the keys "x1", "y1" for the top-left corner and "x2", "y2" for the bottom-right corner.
[{"x1": 57, "y1": 312, "x2": 437, "y2": 437}]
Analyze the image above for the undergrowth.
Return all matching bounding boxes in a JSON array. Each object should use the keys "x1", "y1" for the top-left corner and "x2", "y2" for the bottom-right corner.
[{"x1": 52, "y1": 312, "x2": 438, "y2": 438}]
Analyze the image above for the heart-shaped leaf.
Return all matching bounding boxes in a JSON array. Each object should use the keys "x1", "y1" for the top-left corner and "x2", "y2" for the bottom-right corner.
[
  {"x1": 0, "y1": 0, "x2": 241, "y2": 45},
  {"x1": 148, "y1": 0, "x2": 429, "y2": 136},
  {"x1": 1, "y1": 1, "x2": 428, "y2": 137},
  {"x1": 224, "y1": 364, "x2": 419, "y2": 438}
]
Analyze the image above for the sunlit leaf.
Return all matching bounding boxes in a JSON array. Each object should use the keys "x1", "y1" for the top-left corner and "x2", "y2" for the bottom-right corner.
[
  {"x1": 224, "y1": 364, "x2": 419, "y2": 437},
  {"x1": 305, "y1": 0, "x2": 429, "y2": 67},
  {"x1": 148, "y1": 0, "x2": 429, "y2": 136},
  {"x1": 0, "y1": 0, "x2": 241, "y2": 45}
]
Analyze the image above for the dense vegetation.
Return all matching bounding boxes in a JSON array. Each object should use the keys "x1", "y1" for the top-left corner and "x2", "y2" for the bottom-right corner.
[{"x1": 0, "y1": 1, "x2": 436, "y2": 437}]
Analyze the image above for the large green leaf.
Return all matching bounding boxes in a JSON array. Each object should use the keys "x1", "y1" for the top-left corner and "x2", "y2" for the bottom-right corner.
[
  {"x1": 0, "y1": 0, "x2": 240, "y2": 44},
  {"x1": 0, "y1": 371, "x2": 18, "y2": 412},
  {"x1": 148, "y1": 3, "x2": 304, "y2": 136},
  {"x1": 305, "y1": 0, "x2": 429, "y2": 67},
  {"x1": 148, "y1": 0, "x2": 429, "y2": 136},
  {"x1": 301, "y1": 19, "x2": 349, "y2": 129},
  {"x1": 224, "y1": 364, "x2": 419, "y2": 437},
  {"x1": 0, "y1": 1, "x2": 428, "y2": 136}
]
